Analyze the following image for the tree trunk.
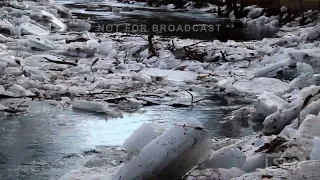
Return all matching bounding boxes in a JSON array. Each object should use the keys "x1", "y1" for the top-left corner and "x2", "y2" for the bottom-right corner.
[{"x1": 232, "y1": 0, "x2": 239, "y2": 18}]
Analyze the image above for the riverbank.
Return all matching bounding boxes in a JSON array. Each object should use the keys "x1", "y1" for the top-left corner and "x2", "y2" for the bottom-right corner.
[{"x1": 1, "y1": 0, "x2": 320, "y2": 180}]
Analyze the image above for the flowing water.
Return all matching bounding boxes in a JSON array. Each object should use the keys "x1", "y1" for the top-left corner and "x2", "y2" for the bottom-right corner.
[{"x1": 0, "y1": 1, "x2": 270, "y2": 179}]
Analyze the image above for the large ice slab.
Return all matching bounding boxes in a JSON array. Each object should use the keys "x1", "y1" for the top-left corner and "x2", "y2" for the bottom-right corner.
[
  {"x1": 112, "y1": 121, "x2": 212, "y2": 180},
  {"x1": 230, "y1": 77, "x2": 291, "y2": 96},
  {"x1": 123, "y1": 123, "x2": 166, "y2": 160}
]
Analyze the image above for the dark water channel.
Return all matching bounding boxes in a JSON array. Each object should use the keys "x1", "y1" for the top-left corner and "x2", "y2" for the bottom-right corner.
[{"x1": 58, "y1": 0, "x2": 278, "y2": 41}]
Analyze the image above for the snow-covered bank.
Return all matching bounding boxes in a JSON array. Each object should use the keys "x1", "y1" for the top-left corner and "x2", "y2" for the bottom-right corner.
[{"x1": 2, "y1": 0, "x2": 320, "y2": 179}]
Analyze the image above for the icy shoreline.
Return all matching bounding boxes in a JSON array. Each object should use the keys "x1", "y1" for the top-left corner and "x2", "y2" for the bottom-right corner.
[{"x1": 2, "y1": 0, "x2": 320, "y2": 179}]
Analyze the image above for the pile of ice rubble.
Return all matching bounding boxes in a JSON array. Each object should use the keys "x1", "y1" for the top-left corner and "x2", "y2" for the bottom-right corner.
[{"x1": 3, "y1": 0, "x2": 320, "y2": 179}]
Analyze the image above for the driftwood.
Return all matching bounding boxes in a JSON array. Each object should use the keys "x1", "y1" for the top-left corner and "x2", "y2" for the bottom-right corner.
[
  {"x1": 43, "y1": 57, "x2": 77, "y2": 66},
  {"x1": 91, "y1": 58, "x2": 99, "y2": 71}
]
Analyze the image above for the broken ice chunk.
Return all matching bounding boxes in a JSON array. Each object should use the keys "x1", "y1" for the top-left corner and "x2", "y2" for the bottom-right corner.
[
  {"x1": 254, "y1": 91, "x2": 288, "y2": 117},
  {"x1": 112, "y1": 121, "x2": 212, "y2": 180},
  {"x1": 123, "y1": 123, "x2": 166, "y2": 160},
  {"x1": 205, "y1": 147, "x2": 246, "y2": 169},
  {"x1": 186, "y1": 167, "x2": 245, "y2": 180},
  {"x1": 72, "y1": 100, "x2": 108, "y2": 113},
  {"x1": 20, "y1": 22, "x2": 49, "y2": 36},
  {"x1": 231, "y1": 77, "x2": 291, "y2": 96},
  {"x1": 140, "y1": 68, "x2": 197, "y2": 82},
  {"x1": 0, "y1": 62, "x2": 7, "y2": 73},
  {"x1": 297, "y1": 114, "x2": 320, "y2": 138},
  {"x1": 27, "y1": 37, "x2": 54, "y2": 50},
  {"x1": 311, "y1": 137, "x2": 320, "y2": 160},
  {"x1": 234, "y1": 160, "x2": 320, "y2": 179},
  {"x1": 40, "y1": 10, "x2": 67, "y2": 31}
]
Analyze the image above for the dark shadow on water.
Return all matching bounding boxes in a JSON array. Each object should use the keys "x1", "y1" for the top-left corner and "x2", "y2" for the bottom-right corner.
[{"x1": 64, "y1": 1, "x2": 278, "y2": 41}]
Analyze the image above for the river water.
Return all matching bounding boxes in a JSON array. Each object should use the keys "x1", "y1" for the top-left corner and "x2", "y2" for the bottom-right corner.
[
  {"x1": 57, "y1": 0, "x2": 278, "y2": 41},
  {"x1": 0, "y1": 1, "x2": 270, "y2": 179},
  {"x1": 0, "y1": 97, "x2": 262, "y2": 179}
]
